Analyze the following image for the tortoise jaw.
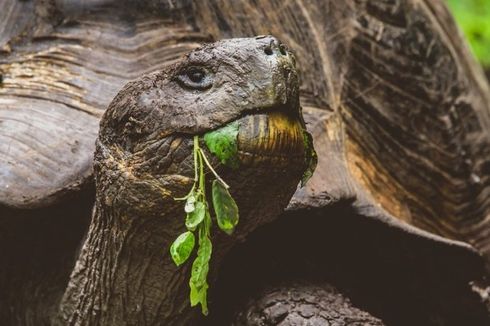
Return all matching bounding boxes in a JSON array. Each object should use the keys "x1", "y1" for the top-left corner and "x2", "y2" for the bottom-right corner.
[
  {"x1": 202, "y1": 98, "x2": 305, "y2": 169},
  {"x1": 235, "y1": 111, "x2": 306, "y2": 166}
]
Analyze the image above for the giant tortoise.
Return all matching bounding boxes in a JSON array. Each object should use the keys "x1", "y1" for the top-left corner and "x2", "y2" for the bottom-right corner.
[{"x1": 1, "y1": 0, "x2": 490, "y2": 325}]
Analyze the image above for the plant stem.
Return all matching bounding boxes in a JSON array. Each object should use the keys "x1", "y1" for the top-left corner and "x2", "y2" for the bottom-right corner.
[
  {"x1": 199, "y1": 148, "x2": 230, "y2": 189},
  {"x1": 198, "y1": 149, "x2": 205, "y2": 194},
  {"x1": 193, "y1": 136, "x2": 199, "y2": 183}
]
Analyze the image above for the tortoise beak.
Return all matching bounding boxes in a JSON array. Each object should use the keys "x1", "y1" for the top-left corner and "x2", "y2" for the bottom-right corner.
[{"x1": 235, "y1": 111, "x2": 305, "y2": 166}]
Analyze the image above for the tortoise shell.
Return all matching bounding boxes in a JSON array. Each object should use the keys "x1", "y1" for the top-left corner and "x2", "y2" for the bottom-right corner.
[
  {"x1": 2, "y1": 0, "x2": 489, "y2": 256},
  {"x1": 0, "y1": 0, "x2": 489, "y2": 323}
]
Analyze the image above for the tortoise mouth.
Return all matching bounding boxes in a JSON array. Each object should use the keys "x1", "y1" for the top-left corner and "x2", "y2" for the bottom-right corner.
[
  {"x1": 234, "y1": 110, "x2": 306, "y2": 165},
  {"x1": 201, "y1": 101, "x2": 306, "y2": 170}
]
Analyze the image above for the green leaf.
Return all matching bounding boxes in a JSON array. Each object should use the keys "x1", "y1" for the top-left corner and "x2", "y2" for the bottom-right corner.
[
  {"x1": 190, "y1": 282, "x2": 209, "y2": 315},
  {"x1": 212, "y1": 180, "x2": 239, "y2": 235},
  {"x1": 184, "y1": 194, "x2": 196, "y2": 213},
  {"x1": 203, "y1": 121, "x2": 240, "y2": 169},
  {"x1": 189, "y1": 235, "x2": 212, "y2": 315},
  {"x1": 170, "y1": 231, "x2": 195, "y2": 266},
  {"x1": 301, "y1": 129, "x2": 317, "y2": 187},
  {"x1": 186, "y1": 201, "x2": 206, "y2": 231},
  {"x1": 190, "y1": 235, "x2": 212, "y2": 288}
]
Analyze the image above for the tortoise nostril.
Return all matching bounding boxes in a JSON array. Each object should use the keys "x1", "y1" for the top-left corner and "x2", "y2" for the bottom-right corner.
[
  {"x1": 279, "y1": 44, "x2": 288, "y2": 55},
  {"x1": 262, "y1": 38, "x2": 290, "y2": 57},
  {"x1": 264, "y1": 46, "x2": 274, "y2": 55}
]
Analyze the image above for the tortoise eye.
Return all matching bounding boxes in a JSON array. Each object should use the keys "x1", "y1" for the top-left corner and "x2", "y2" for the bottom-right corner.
[{"x1": 176, "y1": 66, "x2": 213, "y2": 90}]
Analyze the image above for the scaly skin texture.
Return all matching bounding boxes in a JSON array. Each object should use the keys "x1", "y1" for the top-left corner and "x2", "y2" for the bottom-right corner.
[
  {"x1": 2, "y1": 1, "x2": 489, "y2": 324},
  {"x1": 232, "y1": 283, "x2": 385, "y2": 325},
  {"x1": 57, "y1": 37, "x2": 308, "y2": 325}
]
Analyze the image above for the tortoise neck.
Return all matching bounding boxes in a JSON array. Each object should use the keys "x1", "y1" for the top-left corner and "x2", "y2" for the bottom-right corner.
[
  {"x1": 57, "y1": 133, "x2": 305, "y2": 325},
  {"x1": 57, "y1": 197, "x2": 195, "y2": 326}
]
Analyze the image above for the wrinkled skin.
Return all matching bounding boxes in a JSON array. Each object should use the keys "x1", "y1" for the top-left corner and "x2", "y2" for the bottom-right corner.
[
  {"x1": 94, "y1": 36, "x2": 305, "y2": 216},
  {"x1": 58, "y1": 36, "x2": 309, "y2": 325},
  {"x1": 1, "y1": 0, "x2": 489, "y2": 324}
]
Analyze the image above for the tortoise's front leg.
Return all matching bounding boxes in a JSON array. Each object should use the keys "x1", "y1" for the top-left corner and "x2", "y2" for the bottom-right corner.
[{"x1": 232, "y1": 283, "x2": 385, "y2": 326}]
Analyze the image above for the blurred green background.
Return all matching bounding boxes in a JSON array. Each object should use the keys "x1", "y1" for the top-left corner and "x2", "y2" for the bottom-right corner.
[{"x1": 447, "y1": 0, "x2": 490, "y2": 70}]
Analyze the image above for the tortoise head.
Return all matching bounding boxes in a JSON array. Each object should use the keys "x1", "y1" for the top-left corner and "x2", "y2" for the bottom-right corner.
[{"x1": 95, "y1": 36, "x2": 313, "y2": 220}]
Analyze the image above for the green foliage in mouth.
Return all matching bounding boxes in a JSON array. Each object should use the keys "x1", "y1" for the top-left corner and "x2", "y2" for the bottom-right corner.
[
  {"x1": 204, "y1": 115, "x2": 317, "y2": 184},
  {"x1": 204, "y1": 120, "x2": 240, "y2": 169},
  {"x1": 169, "y1": 114, "x2": 317, "y2": 315}
]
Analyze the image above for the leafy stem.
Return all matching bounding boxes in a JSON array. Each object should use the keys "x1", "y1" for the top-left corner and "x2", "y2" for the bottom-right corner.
[{"x1": 169, "y1": 135, "x2": 239, "y2": 315}]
